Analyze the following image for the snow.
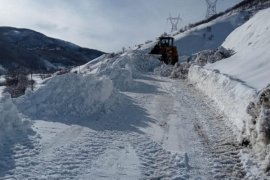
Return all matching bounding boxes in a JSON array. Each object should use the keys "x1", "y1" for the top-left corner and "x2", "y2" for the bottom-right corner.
[
  {"x1": 0, "y1": 87, "x2": 4, "y2": 98},
  {"x1": 189, "y1": 8, "x2": 270, "y2": 143},
  {"x1": 143, "y1": 11, "x2": 249, "y2": 59},
  {"x1": 0, "y1": 76, "x2": 5, "y2": 98},
  {"x1": 0, "y1": 49, "x2": 267, "y2": 178},
  {"x1": 16, "y1": 73, "x2": 118, "y2": 121},
  {"x1": 0, "y1": 94, "x2": 31, "y2": 158},
  {"x1": 174, "y1": 12, "x2": 247, "y2": 56},
  {"x1": 1, "y1": 7, "x2": 269, "y2": 179},
  {"x1": 74, "y1": 51, "x2": 161, "y2": 90},
  {"x1": 188, "y1": 8, "x2": 270, "y2": 176},
  {"x1": 188, "y1": 65, "x2": 257, "y2": 140},
  {"x1": 82, "y1": 142, "x2": 141, "y2": 179},
  {"x1": 206, "y1": 8, "x2": 270, "y2": 90}
]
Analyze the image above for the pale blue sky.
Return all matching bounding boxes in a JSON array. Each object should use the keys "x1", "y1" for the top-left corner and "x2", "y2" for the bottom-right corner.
[{"x1": 0, "y1": 0, "x2": 242, "y2": 52}]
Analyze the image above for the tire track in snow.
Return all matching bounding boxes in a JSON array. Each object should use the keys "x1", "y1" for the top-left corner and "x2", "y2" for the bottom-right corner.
[
  {"x1": 179, "y1": 80, "x2": 247, "y2": 179},
  {"x1": 126, "y1": 133, "x2": 189, "y2": 180},
  {"x1": 3, "y1": 122, "x2": 189, "y2": 180},
  {"x1": 139, "y1": 76, "x2": 247, "y2": 179},
  {"x1": 4, "y1": 126, "x2": 115, "y2": 179}
]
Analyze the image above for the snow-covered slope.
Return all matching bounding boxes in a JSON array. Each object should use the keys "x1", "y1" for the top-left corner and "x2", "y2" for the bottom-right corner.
[
  {"x1": 206, "y1": 8, "x2": 270, "y2": 90},
  {"x1": 142, "y1": 11, "x2": 250, "y2": 59},
  {"x1": 16, "y1": 74, "x2": 118, "y2": 121},
  {"x1": 173, "y1": 12, "x2": 249, "y2": 57}
]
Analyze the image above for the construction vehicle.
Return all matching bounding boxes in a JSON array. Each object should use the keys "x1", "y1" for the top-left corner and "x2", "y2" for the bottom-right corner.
[{"x1": 150, "y1": 36, "x2": 179, "y2": 65}]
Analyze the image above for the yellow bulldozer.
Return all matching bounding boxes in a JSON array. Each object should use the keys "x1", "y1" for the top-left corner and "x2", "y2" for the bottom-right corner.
[{"x1": 150, "y1": 36, "x2": 179, "y2": 65}]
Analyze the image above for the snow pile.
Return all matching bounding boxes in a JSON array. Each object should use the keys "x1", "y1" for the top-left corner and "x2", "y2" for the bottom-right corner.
[
  {"x1": 154, "y1": 64, "x2": 174, "y2": 77},
  {"x1": 153, "y1": 62, "x2": 191, "y2": 79},
  {"x1": 206, "y1": 8, "x2": 270, "y2": 90},
  {"x1": 16, "y1": 73, "x2": 119, "y2": 120},
  {"x1": 77, "y1": 51, "x2": 161, "y2": 90},
  {"x1": 188, "y1": 65, "x2": 257, "y2": 140},
  {"x1": 0, "y1": 94, "x2": 30, "y2": 151},
  {"x1": 194, "y1": 46, "x2": 234, "y2": 66},
  {"x1": 170, "y1": 62, "x2": 191, "y2": 79},
  {"x1": 247, "y1": 85, "x2": 270, "y2": 171},
  {"x1": 247, "y1": 85, "x2": 270, "y2": 146}
]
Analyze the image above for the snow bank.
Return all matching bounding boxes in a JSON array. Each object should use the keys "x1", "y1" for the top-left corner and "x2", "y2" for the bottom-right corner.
[
  {"x1": 194, "y1": 46, "x2": 234, "y2": 66},
  {"x1": 247, "y1": 85, "x2": 270, "y2": 146},
  {"x1": 77, "y1": 51, "x2": 161, "y2": 90},
  {"x1": 206, "y1": 8, "x2": 270, "y2": 90},
  {"x1": 189, "y1": 66, "x2": 270, "y2": 171},
  {"x1": 16, "y1": 73, "x2": 119, "y2": 120},
  {"x1": 154, "y1": 64, "x2": 174, "y2": 77},
  {"x1": 0, "y1": 94, "x2": 30, "y2": 151},
  {"x1": 16, "y1": 51, "x2": 161, "y2": 121},
  {"x1": 188, "y1": 65, "x2": 257, "y2": 140},
  {"x1": 246, "y1": 85, "x2": 270, "y2": 171}
]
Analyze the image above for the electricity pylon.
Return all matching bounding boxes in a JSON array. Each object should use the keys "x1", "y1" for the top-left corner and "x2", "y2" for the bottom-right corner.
[
  {"x1": 205, "y1": 0, "x2": 218, "y2": 18},
  {"x1": 167, "y1": 13, "x2": 182, "y2": 33}
]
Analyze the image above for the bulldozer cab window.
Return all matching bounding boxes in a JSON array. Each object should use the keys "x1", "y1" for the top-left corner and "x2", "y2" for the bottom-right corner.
[{"x1": 160, "y1": 38, "x2": 174, "y2": 46}]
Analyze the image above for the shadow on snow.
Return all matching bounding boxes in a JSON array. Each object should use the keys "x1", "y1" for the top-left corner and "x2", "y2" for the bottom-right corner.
[{"x1": 16, "y1": 78, "x2": 166, "y2": 134}]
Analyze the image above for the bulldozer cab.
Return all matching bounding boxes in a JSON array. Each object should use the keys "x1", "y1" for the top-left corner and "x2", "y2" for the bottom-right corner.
[
  {"x1": 150, "y1": 36, "x2": 179, "y2": 65},
  {"x1": 158, "y1": 37, "x2": 174, "y2": 47}
]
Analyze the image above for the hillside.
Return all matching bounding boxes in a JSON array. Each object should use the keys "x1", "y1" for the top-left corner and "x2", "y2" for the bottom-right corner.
[
  {"x1": 173, "y1": 11, "x2": 249, "y2": 57},
  {"x1": 0, "y1": 27, "x2": 104, "y2": 73},
  {"x1": 143, "y1": 0, "x2": 270, "y2": 59},
  {"x1": 206, "y1": 8, "x2": 270, "y2": 90}
]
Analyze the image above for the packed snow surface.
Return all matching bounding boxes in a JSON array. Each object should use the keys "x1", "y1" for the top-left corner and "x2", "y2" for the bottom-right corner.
[
  {"x1": 1, "y1": 51, "x2": 264, "y2": 179},
  {"x1": 206, "y1": 8, "x2": 270, "y2": 90},
  {"x1": 0, "y1": 94, "x2": 32, "y2": 175},
  {"x1": 74, "y1": 51, "x2": 161, "y2": 90}
]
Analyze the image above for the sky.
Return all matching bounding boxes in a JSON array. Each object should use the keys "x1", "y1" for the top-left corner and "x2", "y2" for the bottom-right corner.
[{"x1": 0, "y1": 0, "x2": 242, "y2": 52}]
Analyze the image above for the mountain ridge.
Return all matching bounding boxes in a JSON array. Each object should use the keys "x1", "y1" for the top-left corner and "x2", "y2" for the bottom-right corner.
[{"x1": 0, "y1": 26, "x2": 104, "y2": 73}]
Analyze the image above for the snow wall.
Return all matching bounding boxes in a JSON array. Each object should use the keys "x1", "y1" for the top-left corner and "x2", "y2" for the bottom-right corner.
[
  {"x1": 0, "y1": 94, "x2": 30, "y2": 151},
  {"x1": 76, "y1": 51, "x2": 161, "y2": 91},
  {"x1": 16, "y1": 73, "x2": 119, "y2": 121},
  {"x1": 17, "y1": 51, "x2": 161, "y2": 121},
  {"x1": 188, "y1": 65, "x2": 257, "y2": 141}
]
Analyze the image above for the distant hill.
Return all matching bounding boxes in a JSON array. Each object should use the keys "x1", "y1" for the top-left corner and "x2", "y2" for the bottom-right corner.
[{"x1": 0, "y1": 27, "x2": 104, "y2": 74}]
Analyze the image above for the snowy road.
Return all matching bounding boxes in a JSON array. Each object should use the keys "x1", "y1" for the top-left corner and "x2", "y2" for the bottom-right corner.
[{"x1": 1, "y1": 75, "x2": 246, "y2": 179}]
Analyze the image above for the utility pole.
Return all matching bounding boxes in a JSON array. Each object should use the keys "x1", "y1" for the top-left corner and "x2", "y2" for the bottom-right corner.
[
  {"x1": 205, "y1": 0, "x2": 218, "y2": 18},
  {"x1": 167, "y1": 13, "x2": 182, "y2": 33}
]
